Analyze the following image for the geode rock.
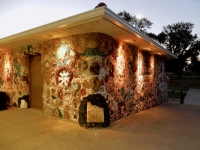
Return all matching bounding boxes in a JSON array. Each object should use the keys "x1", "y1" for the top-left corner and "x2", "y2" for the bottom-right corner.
[{"x1": 78, "y1": 94, "x2": 110, "y2": 128}]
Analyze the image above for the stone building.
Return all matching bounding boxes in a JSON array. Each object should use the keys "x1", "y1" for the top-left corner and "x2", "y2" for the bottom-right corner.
[{"x1": 0, "y1": 6, "x2": 176, "y2": 127}]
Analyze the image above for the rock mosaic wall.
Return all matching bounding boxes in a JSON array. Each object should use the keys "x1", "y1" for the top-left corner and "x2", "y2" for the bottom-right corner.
[
  {"x1": 0, "y1": 50, "x2": 13, "y2": 99},
  {"x1": 154, "y1": 55, "x2": 168, "y2": 103},
  {"x1": 12, "y1": 48, "x2": 29, "y2": 107},
  {"x1": 0, "y1": 32, "x2": 168, "y2": 123}
]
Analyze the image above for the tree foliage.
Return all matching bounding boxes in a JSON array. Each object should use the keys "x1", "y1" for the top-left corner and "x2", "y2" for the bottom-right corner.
[
  {"x1": 161, "y1": 22, "x2": 198, "y2": 56},
  {"x1": 118, "y1": 10, "x2": 200, "y2": 78},
  {"x1": 189, "y1": 51, "x2": 200, "y2": 75},
  {"x1": 155, "y1": 22, "x2": 200, "y2": 78},
  {"x1": 118, "y1": 11, "x2": 153, "y2": 33}
]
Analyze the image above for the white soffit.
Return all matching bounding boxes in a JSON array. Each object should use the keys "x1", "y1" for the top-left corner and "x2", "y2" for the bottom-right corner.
[{"x1": 0, "y1": 7, "x2": 177, "y2": 59}]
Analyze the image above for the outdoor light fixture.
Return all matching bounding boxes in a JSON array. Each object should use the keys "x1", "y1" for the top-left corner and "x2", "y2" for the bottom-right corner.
[
  {"x1": 125, "y1": 40, "x2": 135, "y2": 43},
  {"x1": 58, "y1": 24, "x2": 66, "y2": 28},
  {"x1": 136, "y1": 35, "x2": 141, "y2": 39},
  {"x1": 150, "y1": 43, "x2": 154, "y2": 46}
]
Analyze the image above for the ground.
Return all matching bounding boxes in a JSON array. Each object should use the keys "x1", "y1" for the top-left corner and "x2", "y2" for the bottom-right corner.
[
  {"x1": 0, "y1": 102, "x2": 200, "y2": 150},
  {"x1": 167, "y1": 73, "x2": 200, "y2": 99}
]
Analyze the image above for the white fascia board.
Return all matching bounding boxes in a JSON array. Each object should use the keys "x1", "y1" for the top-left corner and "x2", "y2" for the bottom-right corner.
[{"x1": 103, "y1": 7, "x2": 177, "y2": 59}]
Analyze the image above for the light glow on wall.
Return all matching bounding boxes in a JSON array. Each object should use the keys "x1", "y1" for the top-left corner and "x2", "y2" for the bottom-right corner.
[
  {"x1": 150, "y1": 55, "x2": 155, "y2": 76},
  {"x1": 4, "y1": 55, "x2": 11, "y2": 82},
  {"x1": 137, "y1": 52, "x2": 144, "y2": 96},
  {"x1": 116, "y1": 45, "x2": 125, "y2": 75},
  {"x1": 4, "y1": 55, "x2": 11, "y2": 71},
  {"x1": 137, "y1": 52, "x2": 143, "y2": 80},
  {"x1": 57, "y1": 41, "x2": 75, "y2": 66},
  {"x1": 57, "y1": 41, "x2": 67, "y2": 60}
]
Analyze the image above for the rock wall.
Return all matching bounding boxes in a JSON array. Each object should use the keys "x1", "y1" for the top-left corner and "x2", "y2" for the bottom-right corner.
[
  {"x1": 0, "y1": 50, "x2": 13, "y2": 98},
  {"x1": 0, "y1": 32, "x2": 168, "y2": 123}
]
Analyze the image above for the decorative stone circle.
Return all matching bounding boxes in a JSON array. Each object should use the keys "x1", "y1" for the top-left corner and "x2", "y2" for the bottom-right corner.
[
  {"x1": 56, "y1": 66, "x2": 73, "y2": 87},
  {"x1": 78, "y1": 94, "x2": 110, "y2": 128}
]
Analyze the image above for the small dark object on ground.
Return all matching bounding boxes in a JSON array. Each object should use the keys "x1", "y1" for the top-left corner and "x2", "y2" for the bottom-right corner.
[
  {"x1": 0, "y1": 92, "x2": 7, "y2": 110},
  {"x1": 180, "y1": 90, "x2": 184, "y2": 104},
  {"x1": 18, "y1": 95, "x2": 30, "y2": 108}
]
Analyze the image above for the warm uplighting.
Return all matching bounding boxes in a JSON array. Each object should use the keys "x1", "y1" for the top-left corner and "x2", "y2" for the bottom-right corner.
[
  {"x1": 137, "y1": 53, "x2": 143, "y2": 80},
  {"x1": 116, "y1": 45, "x2": 125, "y2": 75},
  {"x1": 5, "y1": 61, "x2": 11, "y2": 70},
  {"x1": 57, "y1": 41, "x2": 67, "y2": 59},
  {"x1": 4, "y1": 55, "x2": 11, "y2": 82},
  {"x1": 137, "y1": 52, "x2": 144, "y2": 96},
  {"x1": 57, "y1": 40, "x2": 75, "y2": 66},
  {"x1": 158, "y1": 53, "x2": 161, "y2": 55},
  {"x1": 150, "y1": 55, "x2": 155, "y2": 76},
  {"x1": 4, "y1": 55, "x2": 11, "y2": 70}
]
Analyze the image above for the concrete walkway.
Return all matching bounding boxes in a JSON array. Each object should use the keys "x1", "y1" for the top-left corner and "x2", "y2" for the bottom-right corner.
[
  {"x1": 0, "y1": 103, "x2": 200, "y2": 150},
  {"x1": 184, "y1": 89, "x2": 200, "y2": 105}
]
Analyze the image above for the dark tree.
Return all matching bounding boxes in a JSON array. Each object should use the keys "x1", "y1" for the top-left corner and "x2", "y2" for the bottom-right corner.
[
  {"x1": 157, "y1": 22, "x2": 200, "y2": 78},
  {"x1": 118, "y1": 11, "x2": 132, "y2": 23},
  {"x1": 131, "y1": 16, "x2": 153, "y2": 33},
  {"x1": 146, "y1": 32, "x2": 157, "y2": 41},
  {"x1": 189, "y1": 50, "x2": 200, "y2": 75},
  {"x1": 192, "y1": 60, "x2": 200, "y2": 75},
  {"x1": 118, "y1": 11, "x2": 153, "y2": 33}
]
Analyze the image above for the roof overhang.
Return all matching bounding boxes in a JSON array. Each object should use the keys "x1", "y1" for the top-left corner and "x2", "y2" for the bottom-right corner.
[{"x1": 0, "y1": 7, "x2": 177, "y2": 59}]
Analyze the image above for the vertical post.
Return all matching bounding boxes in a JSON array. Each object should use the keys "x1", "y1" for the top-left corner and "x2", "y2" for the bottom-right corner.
[
  {"x1": 180, "y1": 90, "x2": 184, "y2": 104},
  {"x1": 172, "y1": 90, "x2": 175, "y2": 101}
]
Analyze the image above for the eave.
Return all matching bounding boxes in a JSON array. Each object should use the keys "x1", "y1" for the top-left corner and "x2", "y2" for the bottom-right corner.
[{"x1": 0, "y1": 7, "x2": 177, "y2": 59}]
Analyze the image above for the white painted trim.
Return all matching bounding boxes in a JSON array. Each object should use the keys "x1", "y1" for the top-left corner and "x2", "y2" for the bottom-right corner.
[
  {"x1": 0, "y1": 8, "x2": 105, "y2": 43},
  {"x1": 0, "y1": 6, "x2": 177, "y2": 59},
  {"x1": 103, "y1": 7, "x2": 177, "y2": 59}
]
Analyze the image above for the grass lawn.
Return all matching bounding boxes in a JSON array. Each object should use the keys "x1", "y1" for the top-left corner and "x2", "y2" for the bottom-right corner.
[
  {"x1": 168, "y1": 75, "x2": 200, "y2": 90},
  {"x1": 167, "y1": 73, "x2": 200, "y2": 99},
  {"x1": 168, "y1": 90, "x2": 187, "y2": 100}
]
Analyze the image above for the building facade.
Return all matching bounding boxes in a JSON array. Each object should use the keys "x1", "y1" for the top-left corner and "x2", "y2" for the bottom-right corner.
[{"x1": 0, "y1": 7, "x2": 176, "y2": 127}]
